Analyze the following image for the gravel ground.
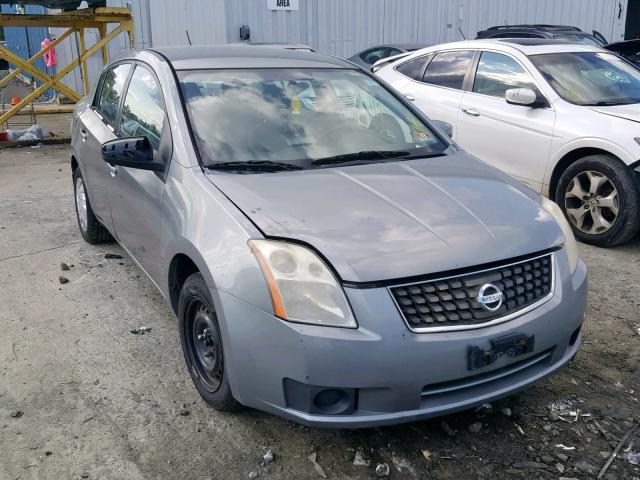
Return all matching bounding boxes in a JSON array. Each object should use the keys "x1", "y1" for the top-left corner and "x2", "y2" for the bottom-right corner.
[{"x1": 1, "y1": 144, "x2": 639, "y2": 480}]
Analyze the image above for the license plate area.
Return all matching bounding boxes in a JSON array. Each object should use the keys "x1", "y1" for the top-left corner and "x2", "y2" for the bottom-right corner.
[{"x1": 468, "y1": 333, "x2": 535, "y2": 371}]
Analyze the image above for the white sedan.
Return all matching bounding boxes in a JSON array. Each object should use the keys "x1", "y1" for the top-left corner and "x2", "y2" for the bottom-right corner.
[{"x1": 375, "y1": 39, "x2": 640, "y2": 247}]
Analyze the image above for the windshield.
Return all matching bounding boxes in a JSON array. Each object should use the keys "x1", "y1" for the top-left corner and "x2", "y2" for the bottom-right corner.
[
  {"x1": 554, "y1": 34, "x2": 604, "y2": 47},
  {"x1": 530, "y1": 51, "x2": 640, "y2": 105},
  {"x1": 178, "y1": 68, "x2": 447, "y2": 171}
]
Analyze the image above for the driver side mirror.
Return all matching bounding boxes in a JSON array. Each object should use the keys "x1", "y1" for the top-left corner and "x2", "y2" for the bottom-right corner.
[
  {"x1": 432, "y1": 119, "x2": 453, "y2": 138},
  {"x1": 101, "y1": 136, "x2": 164, "y2": 172},
  {"x1": 505, "y1": 88, "x2": 546, "y2": 108}
]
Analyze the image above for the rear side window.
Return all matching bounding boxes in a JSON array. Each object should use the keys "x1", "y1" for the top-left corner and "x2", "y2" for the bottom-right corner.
[
  {"x1": 360, "y1": 47, "x2": 388, "y2": 65},
  {"x1": 422, "y1": 50, "x2": 474, "y2": 90},
  {"x1": 472, "y1": 52, "x2": 536, "y2": 98},
  {"x1": 396, "y1": 54, "x2": 432, "y2": 80},
  {"x1": 120, "y1": 65, "x2": 166, "y2": 150},
  {"x1": 94, "y1": 63, "x2": 131, "y2": 127}
]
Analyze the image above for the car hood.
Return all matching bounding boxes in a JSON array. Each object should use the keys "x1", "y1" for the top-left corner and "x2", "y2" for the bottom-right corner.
[
  {"x1": 589, "y1": 104, "x2": 640, "y2": 123},
  {"x1": 207, "y1": 153, "x2": 564, "y2": 283}
]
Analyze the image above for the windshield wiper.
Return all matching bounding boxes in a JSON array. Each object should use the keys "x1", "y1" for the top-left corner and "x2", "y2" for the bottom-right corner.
[
  {"x1": 312, "y1": 150, "x2": 411, "y2": 166},
  {"x1": 206, "y1": 160, "x2": 303, "y2": 172}
]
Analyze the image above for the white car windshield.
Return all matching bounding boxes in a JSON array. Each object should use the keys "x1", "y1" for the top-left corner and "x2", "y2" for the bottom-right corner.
[
  {"x1": 178, "y1": 68, "x2": 447, "y2": 171},
  {"x1": 530, "y1": 51, "x2": 640, "y2": 106}
]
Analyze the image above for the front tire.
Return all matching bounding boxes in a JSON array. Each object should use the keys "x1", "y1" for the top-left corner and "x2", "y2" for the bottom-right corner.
[
  {"x1": 72, "y1": 167, "x2": 112, "y2": 244},
  {"x1": 178, "y1": 272, "x2": 240, "y2": 412},
  {"x1": 556, "y1": 155, "x2": 640, "y2": 247}
]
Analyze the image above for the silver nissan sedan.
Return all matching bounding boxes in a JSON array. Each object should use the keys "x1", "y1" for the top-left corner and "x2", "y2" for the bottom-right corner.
[{"x1": 71, "y1": 46, "x2": 587, "y2": 428}]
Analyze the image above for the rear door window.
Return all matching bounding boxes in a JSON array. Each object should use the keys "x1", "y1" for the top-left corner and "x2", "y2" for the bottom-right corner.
[
  {"x1": 360, "y1": 47, "x2": 389, "y2": 65},
  {"x1": 395, "y1": 54, "x2": 432, "y2": 81},
  {"x1": 94, "y1": 63, "x2": 131, "y2": 127},
  {"x1": 422, "y1": 50, "x2": 474, "y2": 90},
  {"x1": 119, "y1": 65, "x2": 167, "y2": 150},
  {"x1": 472, "y1": 51, "x2": 537, "y2": 98}
]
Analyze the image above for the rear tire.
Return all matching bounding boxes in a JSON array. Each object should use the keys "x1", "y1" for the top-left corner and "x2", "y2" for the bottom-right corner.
[
  {"x1": 178, "y1": 272, "x2": 241, "y2": 412},
  {"x1": 556, "y1": 154, "x2": 640, "y2": 247},
  {"x1": 72, "y1": 167, "x2": 112, "y2": 244}
]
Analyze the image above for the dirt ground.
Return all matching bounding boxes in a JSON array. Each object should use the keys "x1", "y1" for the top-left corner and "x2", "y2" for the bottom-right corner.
[{"x1": 1, "y1": 144, "x2": 639, "y2": 480}]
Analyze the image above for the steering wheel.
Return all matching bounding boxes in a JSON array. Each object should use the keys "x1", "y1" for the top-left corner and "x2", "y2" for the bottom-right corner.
[{"x1": 368, "y1": 113, "x2": 405, "y2": 144}]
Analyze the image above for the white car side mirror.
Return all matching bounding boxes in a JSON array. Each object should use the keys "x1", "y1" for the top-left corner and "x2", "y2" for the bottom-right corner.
[{"x1": 505, "y1": 88, "x2": 540, "y2": 107}]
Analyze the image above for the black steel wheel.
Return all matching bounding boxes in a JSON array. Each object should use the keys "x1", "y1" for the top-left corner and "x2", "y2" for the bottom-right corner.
[
  {"x1": 185, "y1": 300, "x2": 224, "y2": 393},
  {"x1": 178, "y1": 272, "x2": 241, "y2": 411}
]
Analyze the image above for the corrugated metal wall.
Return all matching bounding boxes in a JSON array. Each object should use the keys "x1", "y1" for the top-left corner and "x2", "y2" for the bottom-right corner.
[
  {"x1": 15, "y1": 0, "x2": 628, "y2": 99},
  {"x1": 223, "y1": 0, "x2": 627, "y2": 58},
  {"x1": 460, "y1": 0, "x2": 627, "y2": 45},
  {"x1": 145, "y1": 0, "x2": 226, "y2": 47}
]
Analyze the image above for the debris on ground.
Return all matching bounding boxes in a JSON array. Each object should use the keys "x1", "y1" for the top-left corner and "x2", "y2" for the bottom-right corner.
[
  {"x1": 391, "y1": 457, "x2": 416, "y2": 476},
  {"x1": 475, "y1": 403, "x2": 493, "y2": 415},
  {"x1": 597, "y1": 423, "x2": 639, "y2": 479},
  {"x1": 248, "y1": 471, "x2": 258, "y2": 479},
  {"x1": 4, "y1": 125, "x2": 44, "y2": 142},
  {"x1": 375, "y1": 463, "x2": 390, "y2": 477},
  {"x1": 512, "y1": 460, "x2": 551, "y2": 470},
  {"x1": 60, "y1": 262, "x2": 70, "y2": 271},
  {"x1": 104, "y1": 253, "x2": 123, "y2": 260},
  {"x1": 178, "y1": 408, "x2": 190, "y2": 417},
  {"x1": 58, "y1": 276, "x2": 69, "y2": 284},
  {"x1": 441, "y1": 421, "x2": 456, "y2": 437},
  {"x1": 10, "y1": 410, "x2": 24, "y2": 418},
  {"x1": 353, "y1": 450, "x2": 370, "y2": 466},
  {"x1": 500, "y1": 407, "x2": 512, "y2": 417},
  {"x1": 130, "y1": 326, "x2": 152, "y2": 335},
  {"x1": 555, "y1": 444, "x2": 576, "y2": 451},
  {"x1": 263, "y1": 450, "x2": 274, "y2": 463},
  {"x1": 307, "y1": 452, "x2": 327, "y2": 478},
  {"x1": 421, "y1": 449, "x2": 431, "y2": 461},
  {"x1": 628, "y1": 451, "x2": 640, "y2": 465},
  {"x1": 548, "y1": 399, "x2": 574, "y2": 417},
  {"x1": 467, "y1": 422, "x2": 483, "y2": 433}
]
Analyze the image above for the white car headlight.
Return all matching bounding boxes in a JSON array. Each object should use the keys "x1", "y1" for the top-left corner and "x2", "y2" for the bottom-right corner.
[
  {"x1": 249, "y1": 239, "x2": 357, "y2": 328},
  {"x1": 541, "y1": 196, "x2": 580, "y2": 274}
]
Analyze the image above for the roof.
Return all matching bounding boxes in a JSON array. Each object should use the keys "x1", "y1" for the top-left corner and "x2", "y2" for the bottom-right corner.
[
  {"x1": 411, "y1": 39, "x2": 603, "y2": 56},
  {"x1": 148, "y1": 45, "x2": 353, "y2": 70},
  {"x1": 228, "y1": 42, "x2": 316, "y2": 52}
]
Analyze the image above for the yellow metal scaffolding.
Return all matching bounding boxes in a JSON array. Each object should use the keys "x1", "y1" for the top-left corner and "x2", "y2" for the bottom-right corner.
[{"x1": 0, "y1": 7, "x2": 135, "y2": 125}]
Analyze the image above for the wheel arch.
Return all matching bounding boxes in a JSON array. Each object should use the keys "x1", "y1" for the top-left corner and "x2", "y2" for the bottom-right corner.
[
  {"x1": 71, "y1": 155, "x2": 79, "y2": 173},
  {"x1": 549, "y1": 147, "x2": 624, "y2": 201}
]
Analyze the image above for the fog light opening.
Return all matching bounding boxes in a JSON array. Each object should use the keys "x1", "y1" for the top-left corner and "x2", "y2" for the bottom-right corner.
[
  {"x1": 569, "y1": 325, "x2": 582, "y2": 346},
  {"x1": 312, "y1": 388, "x2": 351, "y2": 415}
]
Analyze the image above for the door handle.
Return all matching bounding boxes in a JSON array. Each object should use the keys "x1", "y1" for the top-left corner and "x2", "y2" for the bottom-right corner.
[
  {"x1": 404, "y1": 94, "x2": 415, "y2": 101},
  {"x1": 461, "y1": 108, "x2": 480, "y2": 117},
  {"x1": 108, "y1": 164, "x2": 118, "y2": 177},
  {"x1": 79, "y1": 129, "x2": 88, "y2": 141}
]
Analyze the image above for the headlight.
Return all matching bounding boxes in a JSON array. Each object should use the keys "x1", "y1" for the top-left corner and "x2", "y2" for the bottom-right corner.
[
  {"x1": 541, "y1": 196, "x2": 579, "y2": 274},
  {"x1": 249, "y1": 239, "x2": 357, "y2": 328}
]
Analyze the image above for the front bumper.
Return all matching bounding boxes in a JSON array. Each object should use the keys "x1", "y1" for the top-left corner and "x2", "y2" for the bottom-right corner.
[{"x1": 215, "y1": 253, "x2": 587, "y2": 428}]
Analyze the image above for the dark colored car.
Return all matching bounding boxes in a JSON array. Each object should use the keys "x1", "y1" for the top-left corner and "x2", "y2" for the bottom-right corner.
[
  {"x1": 348, "y1": 43, "x2": 431, "y2": 69},
  {"x1": 476, "y1": 24, "x2": 607, "y2": 47},
  {"x1": 606, "y1": 39, "x2": 640, "y2": 66}
]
